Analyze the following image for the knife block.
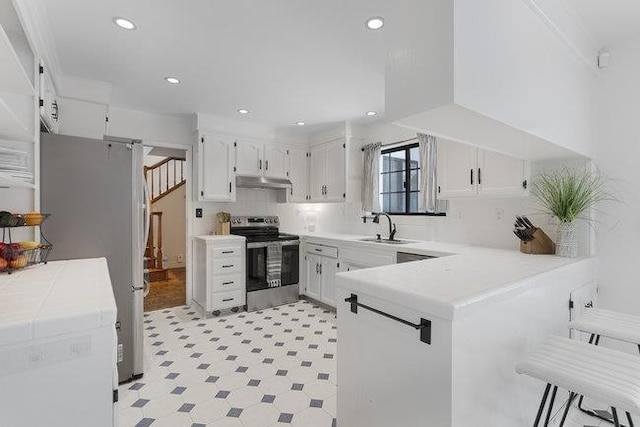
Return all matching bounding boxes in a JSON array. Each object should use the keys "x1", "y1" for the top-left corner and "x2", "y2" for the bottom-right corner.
[{"x1": 520, "y1": 228, "x2": 555, "y2": 255}]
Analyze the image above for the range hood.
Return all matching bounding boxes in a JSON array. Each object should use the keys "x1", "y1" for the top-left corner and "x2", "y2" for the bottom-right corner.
[{"x1": 236, "y1": 175, "x2": 292, "y2": 189}]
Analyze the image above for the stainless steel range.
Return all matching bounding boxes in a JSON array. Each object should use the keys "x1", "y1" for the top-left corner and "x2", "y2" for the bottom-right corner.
[{"x1": 230, "y1": 216, "x2": 300, "y2": 311}]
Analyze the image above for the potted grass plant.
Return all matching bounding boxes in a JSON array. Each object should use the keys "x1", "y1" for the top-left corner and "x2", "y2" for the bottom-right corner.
[{"x1": 532, "y1": 167, "x2": 611, "y2": 258}]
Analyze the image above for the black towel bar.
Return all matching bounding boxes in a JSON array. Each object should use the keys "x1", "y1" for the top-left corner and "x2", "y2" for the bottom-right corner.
[{"x1": 344, "y1": 293, "x2": 431, "y2": 344}]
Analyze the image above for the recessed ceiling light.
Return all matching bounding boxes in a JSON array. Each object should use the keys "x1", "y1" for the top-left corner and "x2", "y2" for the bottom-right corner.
[
  {"x1": 113, "y1": 17, "x2": 136, "y2": 30},
  {"x1": 365, "y1": 111, "x2": 377, "y2": 116},
  {"x1": 164, "y1": 77, "x2": 180, "y2": 84},
  {"x1": 237, "y1": 109, "x2": 249, "y2": 114},
  {"x1": 365, "y1": 17, "x2": 385, "y2": 30},
  {"x1": 295, "y1": 122, "x2": 306, "y2": 126}
]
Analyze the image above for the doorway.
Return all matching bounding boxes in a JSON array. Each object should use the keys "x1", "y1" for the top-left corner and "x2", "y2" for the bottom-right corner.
[{"x1": 142, "y1": 145, "x2": 188, "y2": 312}]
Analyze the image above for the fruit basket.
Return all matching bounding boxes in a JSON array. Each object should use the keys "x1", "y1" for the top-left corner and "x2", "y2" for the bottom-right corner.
[{"x1": 0, "y1": 211, "x2": 53, "y2": 274}]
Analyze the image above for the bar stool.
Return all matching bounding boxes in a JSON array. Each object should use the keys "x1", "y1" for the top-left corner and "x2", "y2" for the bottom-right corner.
[
  {"x1": 570, "y1": 308, "x2": 640, "y2": 423},
  {"x1": 515, "y1": 335, "x2": 640, "y2": 427}
]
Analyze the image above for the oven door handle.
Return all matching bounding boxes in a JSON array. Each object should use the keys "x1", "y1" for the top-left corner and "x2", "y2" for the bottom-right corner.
[
  {"x1": 247, "y1": 240, "x2": 300, "y2": 249},
  {"x1": 247, "y1": 242, "x2": 270, "y2": 249}
]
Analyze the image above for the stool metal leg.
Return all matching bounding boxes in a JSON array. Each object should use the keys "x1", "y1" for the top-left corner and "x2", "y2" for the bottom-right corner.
[
  {"x1": 559, "y1": 392, "x2": 577, "y2": 427},
  {"x1": 627, "y1": 412, "x2": 635, "y2": 427},
  {"x1": 612, "y1": 408, "x2": 620, "y2": 427},
  {"x1": 534, "y1": 383, "x2": 552, "y2": 427},
  {"x1": 544, "y1": 386, "x2": 558, "y2": 426}
]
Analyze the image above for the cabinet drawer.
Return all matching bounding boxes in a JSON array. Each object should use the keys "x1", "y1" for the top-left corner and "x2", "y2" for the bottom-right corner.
[
  {"x1": 212, "y1": 257, "x2": 242, "y2": 275},
  {"x1": 212, "y1": 246, "x2": 243, "y2": 258},
  {"x1": 212, "y1": 274, "x2": 243, "y2": 292},
  {"x1": 305, "y1": 243, "x2": 338, "y2": 259},
  {"x1": 211, "y1": 290, "x2": 244, "y2": 310}
]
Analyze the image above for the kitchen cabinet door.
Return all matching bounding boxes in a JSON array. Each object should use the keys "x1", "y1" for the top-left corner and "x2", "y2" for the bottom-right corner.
[
  {"x1": 436, "y1": 140, "x2": 478, "y2": 198},
  {"x1": 304, "y1": 253, "x2": 322, "y2": 300},
  {"x1": 477, "y1": 149, "x2": 526, "y2": 197},
  {"x1": 309, "y1": 145, "x2": 326, "y2": 202},
  {"x1": 320, "y1": 258, "x2": 338, "y2": 306},
  {"x1": 324, "y1": 140, "x2": 346, "y2": 202},
  {"x1": 264, "y1": 144, "x2": 288, "y2": 179},
  {"x1": 288, "y1": 147, "x2": 308, "y2": 202},
  {"x1": 200, "y1": 134, "x2": 235, "y2": 202},
  {"x1": 236, "y1": 138, "x2": 263, "y2": 177}
]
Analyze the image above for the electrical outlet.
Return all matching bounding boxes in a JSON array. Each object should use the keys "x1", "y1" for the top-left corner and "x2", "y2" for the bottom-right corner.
[
  {"x1": 195, "y1": 208, "x2": 203, "y2": 218},
  {"x1": 495, "y1": 208, "x2": 505, "y2": 222},
  {"x1": 177, "y1": 254, "x2": 184, "y2": 263},
  {"x1": 117, "y1": 344, "x2": 124, "y2": 363}
]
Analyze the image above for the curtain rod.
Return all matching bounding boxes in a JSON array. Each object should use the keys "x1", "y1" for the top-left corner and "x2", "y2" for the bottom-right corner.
[{"x1": 361, "y1": 137, "x2": 418, "y2": 151}]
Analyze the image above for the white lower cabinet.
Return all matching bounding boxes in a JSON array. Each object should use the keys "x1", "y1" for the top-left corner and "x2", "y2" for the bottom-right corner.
[
  {"x1": 193, "y1": 235, "x2": 246, "y2": 314},
  {"x1": 302, "y1": 241, "x2": 396, "y2": 308},
  {"x1": 303, "y1": 243, "x2": 339, "y2": 307}
]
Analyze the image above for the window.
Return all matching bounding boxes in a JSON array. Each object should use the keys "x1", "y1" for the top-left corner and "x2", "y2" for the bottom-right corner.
[{"x1": 379, "y1": 143, "x2": 420, "y2": 214}]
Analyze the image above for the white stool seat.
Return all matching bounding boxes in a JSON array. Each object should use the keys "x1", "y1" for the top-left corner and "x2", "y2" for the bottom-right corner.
[
  {"x1": 570, "y1": 308, "x2": 640, "y2": 344},
  {"x1": 516, "y1": 335, "x2": 640, "y2": 416}
]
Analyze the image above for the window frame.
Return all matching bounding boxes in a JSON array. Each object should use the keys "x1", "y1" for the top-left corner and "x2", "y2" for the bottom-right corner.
[{"x1": 379, "y1": 143, "x2": 446, "y2": 216}]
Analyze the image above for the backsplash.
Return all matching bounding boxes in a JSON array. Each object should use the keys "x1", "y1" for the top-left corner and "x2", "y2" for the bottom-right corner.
[{"x1": 193, "y1": 188, "x2": 590, "y2": 255}]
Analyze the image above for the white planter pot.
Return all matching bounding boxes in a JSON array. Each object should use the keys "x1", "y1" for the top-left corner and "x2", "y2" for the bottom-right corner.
[{"x1": 556, "y1": 221, "x2": 578, "y2": 258}]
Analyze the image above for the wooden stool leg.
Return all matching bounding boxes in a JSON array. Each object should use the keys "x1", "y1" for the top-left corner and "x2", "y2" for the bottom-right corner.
[
  {"x1": 544, "y1": 386, "x2": 558, "y2": 426},
  {"x1": 559, "y1": 392, "x2": 577, "y2": 427},
  {"x1": 611, "y1": 408, "x2": 620, "y2": 427},
  {"x1": 534, "y1": 384, "x2": 552, "y2": 427},
  {"x1": 627, "y1": 412, "x2": 635, "y2": 427}
]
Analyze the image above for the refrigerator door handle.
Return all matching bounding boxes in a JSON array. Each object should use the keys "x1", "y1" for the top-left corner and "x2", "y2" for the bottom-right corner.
[
  {"x1": 143, "y1": 179, "x2": 151, "y2": 250},
  {"x1": 131, "y1": 285, "x2": 144, "y2": 292}
]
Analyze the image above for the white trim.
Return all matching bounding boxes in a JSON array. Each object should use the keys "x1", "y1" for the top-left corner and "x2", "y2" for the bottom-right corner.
[
  {"x1": 520, "y1": 0, "x2": 601, "y2": 74},
  {"x1": 142, "y1": 140, "x2": 194, "y2": 307}
]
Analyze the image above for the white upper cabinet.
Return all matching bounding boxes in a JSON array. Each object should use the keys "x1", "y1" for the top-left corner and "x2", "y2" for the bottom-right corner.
[
  {"x1": 325, "y1": 141, "x2": 346, "y2": 202},
  {"x1": 39, "y1": 61, "x2": 59, "y2": 134},
  {"x1": 198, "y1": 133, "x2": 236, "y2": 202},
  {"x1": 477, "y1": 149, "x2": 527, "y2": 197},
  {"x1": 437, "y1": 139, "x2": 527, "y2": 199},
  {"x1": 236, "y1": 139, "x2": 289, "y2": 180},
  {"x1": 309, "y1": 139, "x2": 345, "y2": 202},
  {"x1": 287, "y1": 146, "x2": 309, "y2": 202},
  {"x1": 436, "y1": 140, "x2": 477, "y2": 198},
  {"x1": 264, "y1": 145, "x2": 288, "y2": 179},
  {"x1": 236, "y1": 138, "x2": 263, "y2": 177}
]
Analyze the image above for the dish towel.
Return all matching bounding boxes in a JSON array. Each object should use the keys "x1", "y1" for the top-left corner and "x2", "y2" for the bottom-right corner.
[{"x1": 266, "y1": 242, "x2": 282, "y2": 288}]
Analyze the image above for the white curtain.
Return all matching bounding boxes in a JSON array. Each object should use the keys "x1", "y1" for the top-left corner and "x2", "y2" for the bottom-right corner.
[
  {"x1": 361, "y1": 142, "x2": 382, "y2": 212},
  {"x1": 417, "y1": 133, "x2": 438, "y2": 213}
]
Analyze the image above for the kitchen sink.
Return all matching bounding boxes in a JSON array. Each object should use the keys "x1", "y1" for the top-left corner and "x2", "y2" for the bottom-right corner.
[{"x1": 358, "y1": 238, "x2": 413, "y2": 245}]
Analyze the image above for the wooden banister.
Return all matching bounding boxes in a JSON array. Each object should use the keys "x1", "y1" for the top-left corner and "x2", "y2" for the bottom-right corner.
[{"x1": 144, "y1": 156, "x2": 187, "y2": 203}]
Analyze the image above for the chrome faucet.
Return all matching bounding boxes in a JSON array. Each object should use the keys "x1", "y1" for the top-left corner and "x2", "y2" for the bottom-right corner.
[{"x1": 361, "y1": 212, "x2": 397, "y2": 241}]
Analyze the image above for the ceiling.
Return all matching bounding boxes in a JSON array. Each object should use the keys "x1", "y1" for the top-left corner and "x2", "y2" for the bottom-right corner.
[
  {"x1": 42, "y1": 1, "x2": 640, "y2": 131},
  {"x1": 563, "y1": 0, "x2": 640, "y2": 47},
  {"x1": 43, "y1": 0, "x2": 388, "y2": 129}
]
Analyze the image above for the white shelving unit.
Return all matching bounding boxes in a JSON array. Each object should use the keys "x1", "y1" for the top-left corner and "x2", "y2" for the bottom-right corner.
[{"x1": 0, "y1": 23, "x2": 35, "y2": 97}]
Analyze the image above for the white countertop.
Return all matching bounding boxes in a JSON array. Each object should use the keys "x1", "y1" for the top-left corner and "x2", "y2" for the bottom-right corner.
[
  {"x1": 0, "y1": 258, "x2": 117, "y2": 346},
  {"x1": 193, "y1": 235, "x2": 246, "y2": 242},
  {"x1": 299, "y1": 231, "x2": 589, "y2": 320}
]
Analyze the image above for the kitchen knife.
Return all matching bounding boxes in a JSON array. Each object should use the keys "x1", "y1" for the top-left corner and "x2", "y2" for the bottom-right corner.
[{"x1": 522, "y1": 216, "x2": 535, "y2": 228}]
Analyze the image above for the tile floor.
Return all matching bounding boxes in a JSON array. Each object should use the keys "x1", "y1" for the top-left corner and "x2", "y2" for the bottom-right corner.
[
  {"x1": 118, "y1": 300, "x2": 337, "y2": 427},
  {"x1": 119, "y1": 299, "x2": 619, "y2": 427}
]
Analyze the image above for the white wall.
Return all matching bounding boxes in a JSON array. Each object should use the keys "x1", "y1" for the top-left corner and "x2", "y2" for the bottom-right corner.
[
  {"x1": 594, "y1": 36, "x2": 640, "y2": 315},
  {"x1": 151, "y1": 184, "x2": 186, "y2": 269},
  {"x1": 454, "y1": 0, "x2": 599, "y2": 158}
]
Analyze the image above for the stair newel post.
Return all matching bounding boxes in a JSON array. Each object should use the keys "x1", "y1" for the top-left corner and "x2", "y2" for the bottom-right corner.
[{"x1": 155, "y1": 212, "x2": 163, "y2": 270}]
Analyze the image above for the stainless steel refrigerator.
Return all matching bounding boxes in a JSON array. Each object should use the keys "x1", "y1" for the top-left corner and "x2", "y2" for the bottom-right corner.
[{"x1": 40, "y1": 133, "x2": 145, "y2": 383}]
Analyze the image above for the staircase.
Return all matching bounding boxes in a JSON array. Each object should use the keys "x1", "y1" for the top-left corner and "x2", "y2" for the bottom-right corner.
[{"x1": 144, "y1": 157, "x2": 186, "y2": 282}]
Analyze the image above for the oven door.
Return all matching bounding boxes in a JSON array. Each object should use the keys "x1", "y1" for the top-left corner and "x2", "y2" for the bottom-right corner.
[
  {"x1": 246, "y1": 241, "x2": 299, "y2": 292},
  {"x1": 246, "y1": 243, "x2": 267, "y2": 292},
  {"x1": 281, "y1": 240, "x2": 300, "y2": 286}
]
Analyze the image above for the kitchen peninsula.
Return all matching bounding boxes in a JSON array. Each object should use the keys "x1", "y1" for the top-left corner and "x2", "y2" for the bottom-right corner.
[{"x1": 332, "y1": 240, "x2": 595, "y2": 427}]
